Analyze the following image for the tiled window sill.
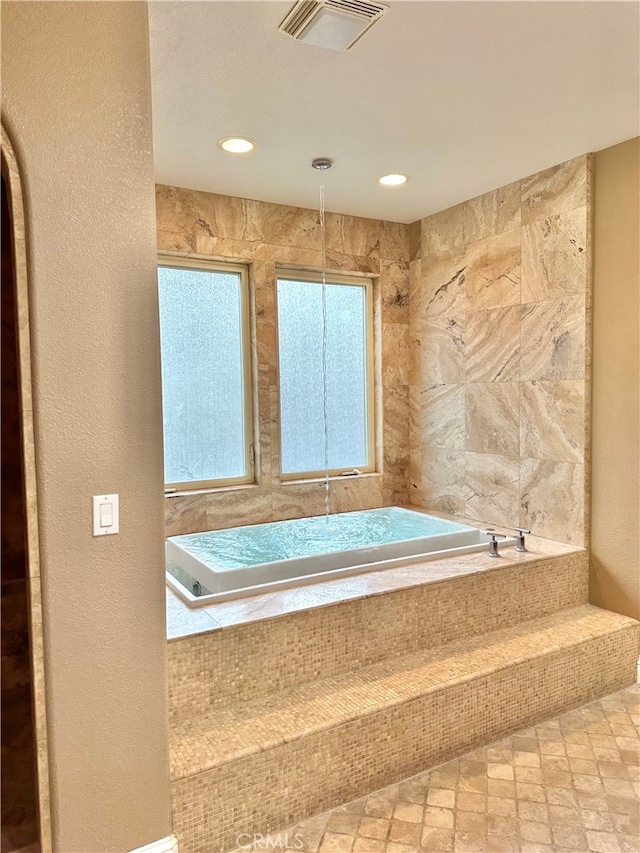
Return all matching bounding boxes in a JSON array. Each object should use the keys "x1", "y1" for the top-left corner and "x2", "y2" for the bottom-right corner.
[
  {"x1": 280, "y1": 472, "x2": 381, "y2": 486},
  {"x1": 165, "y1": 482, "x2": 260, "y2": 499}
]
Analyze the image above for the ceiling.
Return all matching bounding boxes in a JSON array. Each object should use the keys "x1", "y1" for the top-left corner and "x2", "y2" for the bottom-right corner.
[{"x1": 149, "y1": 1, "x2": 640, "y2": 224}]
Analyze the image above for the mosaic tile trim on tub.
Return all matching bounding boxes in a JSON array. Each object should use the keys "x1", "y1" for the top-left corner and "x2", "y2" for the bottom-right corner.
[{"x1": 168, "y1": 550, "x2": 588, "y2": 721}]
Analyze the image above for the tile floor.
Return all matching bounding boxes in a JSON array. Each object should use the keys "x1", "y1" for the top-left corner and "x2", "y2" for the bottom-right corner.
[{"x1": 234, "y1": 686, "x2": 639, "y2": 853}]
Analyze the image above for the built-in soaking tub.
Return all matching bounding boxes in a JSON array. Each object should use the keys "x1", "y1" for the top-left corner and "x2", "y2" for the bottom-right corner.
[{"x1": 166, "y1": 507, "x2": 509, "y2": 607}]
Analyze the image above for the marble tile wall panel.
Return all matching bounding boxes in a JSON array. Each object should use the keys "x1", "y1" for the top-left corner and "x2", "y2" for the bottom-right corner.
[
  {"x1": 520, "y1": 380, "x2": 585, "y2": 464},
  {"x1": 329, "y1": 475, "x2": 385, "y2": 513},
  {"x1": 465, "y1": 383, "x2": 519, "y2": 457},
  {"x1": 465, "y1": 305, "x2": 520, "y2": 383},
  {"x1": 263, "y1": 243, "x2": 322, "y2": 268},
  {"x1": 382, "y1": 473, "x2": 408, "y2": 506},
  {"x1": 195, "y1": 235, "x2": 266, "y2": 261},
  {"x1": 261, "y1": 202, "x2": 319, "y2": 249},
  {"x1": 521, "y1": 458, "x2": 585, "y2": 546},
  {"x1": 421, "y1": 248, "x2": 466, "y2": 386},
  {"x1": 408, "y1": 256, "x2": 422, "y2": 505},
  {"x1": 465, "y1": 451, "x2": 520, "y2": 529},
  {"x1": 408, "y1": 260, "x2": 422, "y2": 387},
  {"x1": 271, "y1": 476, "x2": 386, "y2": 520},
  {"x1": 380, "y1": 220, "x2": 408, "y2": 264},
  {"x1": 382, "y1": 385, "x2": 410, "y2": 506},
  {"x1": 271, "y1": 483, "x2": 329, "y2": 523},
  {"x1": 156, "y1": 229, "x2": 196, "y2": 254},
  {"x1": 380, "y1": 260, "x2": 410, "y2": 325},
  {"x1": 383, "y1": 381, "x2": 410, "y2": 441},
  {"x1": 407, "y1": 220, "x2": 422, "y2": 262},
  {"x1": 464, "y1": 181, "x2": 521, "y2": 243},
  {"x1": 521, "y1": 157, "x2": 588, "y2": 224},
  {"x1": 520, "y1": 294, "x2": 586, "y2": 381},
  {"x1": 382, "y1": 324, "x2": 409, "y2": 386},
  {"x1": 426, "y1": 179, "x2": 522, "y2": 255},
  {"x1": 421, "y1": 384, "x2": 465, "y2": 449},
  {"x1": 410, "y1": 155, "x2": 591, "y2": 546},
  {"x1": 421, "y1": 314, "x2": 465, "y2": 385},
  {"x1": 156, "y1": 186, "x2": 411, "y2": 534},
  {"x1": 464, "y1": 227, "x2": 521, "y2": 311},
  {"x1": 422, "y1": 247, "x2": 467, "y2": 317},
  {"x1": 420, "y1": 448, "x2": 467, "y2": 516},
  {"x1": 326, "y1": 250, "x2": 380, "y2": 275},
  {"x1": 426, "y1": 202, "x2": 468, "y2": 254},
  {"x1": 206, "y1": 489, "x2": 274, "y2": 532},
  {"x1": 164, "y1": 492, "x2": 209, "y2": 538},
  {"x1": 521, "y1": 207, "x2": 588, "y2": 303},
  {"x1": 156, "y1": 185, "x2": 264, "y2": 243},
  {"x1": 325, "y1": 212, "x2": 381, "y2": 258},
  {"x1": 408, "y1": 385, "x2": 422, "y2": 504},
  {"x1": 165, "y1": 488, "x2": 276, "y2": 536}
]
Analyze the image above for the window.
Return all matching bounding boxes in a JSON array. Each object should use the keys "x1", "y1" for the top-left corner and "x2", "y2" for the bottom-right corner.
[
  {"x1": 158, "y1": 256, "x2": 253, "y2": 490},
  {"x1": 276, "y1": 270, "x2": 374, "y2": 478}
]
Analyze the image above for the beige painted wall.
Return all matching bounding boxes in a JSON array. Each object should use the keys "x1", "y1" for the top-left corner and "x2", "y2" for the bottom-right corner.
[
  {"x1": 1, "y1": 3, "x2": 171, "y2": 851},
  {"x1": 591, "y1": 138, "x2": 640, "y2": 620}
]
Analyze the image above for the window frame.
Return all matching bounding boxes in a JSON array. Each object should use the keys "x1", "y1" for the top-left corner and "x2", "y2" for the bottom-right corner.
[
  {"x1": 158, "y1": 253, "x2": 255, "y2": 493},
  {"x1": 275, "y1": 268, "x2": 376, "y2": 481}
]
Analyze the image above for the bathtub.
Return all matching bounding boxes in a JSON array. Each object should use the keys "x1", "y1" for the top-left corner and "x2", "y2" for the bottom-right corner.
[{"x1": 166, "y1": 507, "x2": 506, "y2": 607}]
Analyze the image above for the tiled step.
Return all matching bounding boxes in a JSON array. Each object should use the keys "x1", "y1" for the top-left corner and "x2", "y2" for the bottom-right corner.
[
  {"x1": 169, "y1": 604, "x2": 640, "y2": 853},
  {"x1": 168, "y1": 550, "x2": 588, "y2": 722}
]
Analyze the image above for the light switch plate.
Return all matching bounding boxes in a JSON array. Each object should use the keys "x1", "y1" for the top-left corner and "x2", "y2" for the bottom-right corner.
[{"x1": 93, "y1": 494, "x2": 119, "y2": 536}]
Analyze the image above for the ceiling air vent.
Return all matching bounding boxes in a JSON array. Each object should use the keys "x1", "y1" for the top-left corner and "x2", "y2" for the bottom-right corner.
[{"x1": 279, "y1": 0, "x2": 388, "y2": 51}]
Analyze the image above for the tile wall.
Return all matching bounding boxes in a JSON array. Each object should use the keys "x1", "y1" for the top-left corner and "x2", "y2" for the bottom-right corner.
[
  {"x1": 409, "y1": 155, "x2": 592, "y2": 545},
  {"x1": 158, "y1": 152, "x2": 591, "y2": 546},
  {"x1": 156, "y1": 186, "x2": 410, "y2": 535}
]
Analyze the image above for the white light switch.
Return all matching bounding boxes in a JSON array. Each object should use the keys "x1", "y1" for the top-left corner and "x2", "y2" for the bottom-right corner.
[
  {"x1": 99, "y1": 502, "x2": 113, "y2": 527},
  {"x1": 93, "y1": 494, "x2": 119, "y2": 536}
]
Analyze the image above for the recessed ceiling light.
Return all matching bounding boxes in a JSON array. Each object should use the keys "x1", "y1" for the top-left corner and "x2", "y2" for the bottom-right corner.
[
  {"x1": 378, "y1": 173, "x2": 409, "y2": 186},
  {"x1": 218, "y1": 137, "x2": 256, "y2": 154}
]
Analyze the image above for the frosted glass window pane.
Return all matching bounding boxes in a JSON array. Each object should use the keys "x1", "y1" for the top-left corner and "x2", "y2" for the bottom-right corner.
[
  {"x1": 158, "y1": 266, "x2": 248, "y2": 485},
  {"x1": 277, "y1": 278, "x2": 370, "y2": 475}
]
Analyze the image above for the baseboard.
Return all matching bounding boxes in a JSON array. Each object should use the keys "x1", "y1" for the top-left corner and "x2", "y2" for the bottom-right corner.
[{"x1": 129, "y1": 835, "x2": 178, "y2": 853}]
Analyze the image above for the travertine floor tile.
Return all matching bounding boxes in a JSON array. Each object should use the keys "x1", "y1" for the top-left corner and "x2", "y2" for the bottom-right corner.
[{"x1": 242, "y1": 687, "x2": 639, "y2": 853}]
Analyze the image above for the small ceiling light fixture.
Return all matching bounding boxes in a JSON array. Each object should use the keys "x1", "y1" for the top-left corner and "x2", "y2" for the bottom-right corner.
[
  {"x1": 378, "y1": 173, "x2": 409, "y2": 187},
  {"x1": 218, "y1": 137, "x2": 256, "y2": 154},
  {"x1": 311, "y1": 157, "x2": 333, "y2": 170}
]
